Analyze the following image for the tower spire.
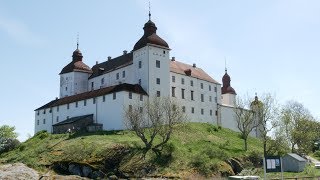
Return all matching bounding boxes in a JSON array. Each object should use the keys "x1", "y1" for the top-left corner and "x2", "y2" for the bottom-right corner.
[
  {"x1": 148, "y1": 1, "x2": 151, "y2": 20},
  {"x1": 76, "y1": 32, "x2": 79, "y2": 49},
  {"x1": 224, "y1": 57, "x2": 227, "y2": 73}
]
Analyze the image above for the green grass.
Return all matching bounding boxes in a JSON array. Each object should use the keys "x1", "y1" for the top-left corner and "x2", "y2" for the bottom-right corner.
[{"x1": 0, "y1": 122, "x2": 263, "y2": 177}]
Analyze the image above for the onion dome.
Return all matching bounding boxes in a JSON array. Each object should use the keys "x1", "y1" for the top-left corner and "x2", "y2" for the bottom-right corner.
[
  {"x1": 221, "y1": 69, "x2": 236, "y2": 95},
  {"x1": 59, "y1": 48, "x2": 92, "y2": 75},
  {"x1": 133, "y1": 19, "x2": 169, "y2": 51}
]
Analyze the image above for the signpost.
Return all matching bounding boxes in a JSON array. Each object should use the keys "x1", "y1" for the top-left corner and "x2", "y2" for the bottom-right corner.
[{"x1": 263, "y1": 156, "x2": 283, "y2": 180}]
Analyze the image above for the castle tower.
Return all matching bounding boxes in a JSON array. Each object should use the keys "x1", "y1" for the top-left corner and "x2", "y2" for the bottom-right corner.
[
  {"x1": 132, "y1": 12, "x2": 170, "y2": 97},
  {"x1": 221, "y1": 68, "x2": 237, "y2": 106},
  {"x1": 59, "y1": 44, "x2": 92, "y2": 98}
]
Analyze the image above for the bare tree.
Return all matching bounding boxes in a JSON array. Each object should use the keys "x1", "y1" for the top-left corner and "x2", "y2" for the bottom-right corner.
[
  {"x1": 123, "y1": 97, "x2": 186, "y2": 156},
  {"x1": 251, "y1": 93, "x2": 278, "y2": 157},
  {"x1": 234, "y1": 96, "x2": 259, "y2": 151}
]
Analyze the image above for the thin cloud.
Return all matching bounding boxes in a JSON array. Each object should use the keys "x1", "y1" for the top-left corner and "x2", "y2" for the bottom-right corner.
[{"x1": 0, "y1": 15, "x2": 45, "y2": 46}]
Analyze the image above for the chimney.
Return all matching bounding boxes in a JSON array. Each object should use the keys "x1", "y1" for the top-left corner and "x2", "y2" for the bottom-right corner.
[
  {"x1": 171, "y1": 57, "x2": 175, "y2": 61},
  {"x1": 123, "y1": 50, "x2": 127, "y2": 55},
  {"x1": 55, "y1": 97, "x2": 58, "y2": 100},
  {"x1": 108, "y1": 56, "x2": 111, "y2": 60},
  {"x1": 193, "y1": 63, "x2": 196, "y2": 68},
  {"x1": 96, "y1": 61, "x2": 99, "y2": 65}
]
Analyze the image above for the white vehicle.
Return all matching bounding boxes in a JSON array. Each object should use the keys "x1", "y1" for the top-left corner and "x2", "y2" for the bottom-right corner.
[{"x1": 314, "y1": 162, "x2": 320, "y2": 169}]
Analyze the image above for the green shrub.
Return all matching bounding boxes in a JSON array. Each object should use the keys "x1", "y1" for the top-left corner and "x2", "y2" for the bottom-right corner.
[
  {"x1": 314, "y1": 150, "x2": 320, "y2": 158},
  {"x1": 247, "y1": 150, "x2": 262, "y2": 167},
  {"x1": 35, "y1": 130, "x2": 49, "y2": 140}
]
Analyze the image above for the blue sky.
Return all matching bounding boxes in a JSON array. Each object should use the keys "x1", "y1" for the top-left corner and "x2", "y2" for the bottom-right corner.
[{"x1": 1, "y1": 0, "x2": 319, "y2": 141}]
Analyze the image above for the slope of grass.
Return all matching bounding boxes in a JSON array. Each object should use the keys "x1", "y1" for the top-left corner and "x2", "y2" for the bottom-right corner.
[{"x1": 0, "y1": 123, "x2": 263, "y2": 177}]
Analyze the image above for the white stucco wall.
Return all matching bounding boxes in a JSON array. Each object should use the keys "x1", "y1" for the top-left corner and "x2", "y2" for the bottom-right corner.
[
  {"x1": 35, "y1": 91, "x2": 148, "y2": 134},
  {"x1": 60, "y1": 72, "x2": 90, "y2": 98},
  {"x1": 170, "y1": 72, "x2": 221, "y2": 125},
  {"x1": 222, "y1": 93, "x2": 236, "y2": 107}
]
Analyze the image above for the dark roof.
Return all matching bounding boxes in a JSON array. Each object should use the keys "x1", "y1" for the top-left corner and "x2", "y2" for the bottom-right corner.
[
  {"x1": 60, "y1": 49, "x2": 92, "y2": 75},
  {"x1": 89, "y1": 52, "x2": 133, "y2": 79},
  {"x1": 221, "y1": 70, "x2": 236, "y2": 95},
  {"x1": 52, "y1": 114, "x2": 93, "y2": 126},
  {"x1": 133, "y1": 20, "x2": 169, "y2": 51},
  {"x1": 35, "y1": 83, "x2": 147, "y2": 111},
  {"x1": 170, "y1": 60, "x2": 220, "y2": 84}
]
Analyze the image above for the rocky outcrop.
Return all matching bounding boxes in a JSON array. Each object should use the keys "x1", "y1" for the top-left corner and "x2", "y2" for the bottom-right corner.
[
  {"x1": 52, "y1": 162, "x2": 105, "y2": 179},
  {"x1": 0, "y1": 163, "x2": 39, "y2": 180}
]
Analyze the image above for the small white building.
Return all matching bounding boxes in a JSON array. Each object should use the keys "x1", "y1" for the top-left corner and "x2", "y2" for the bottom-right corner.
[{"x1": 34, "y1": 14, "x2": 257, "y2": 136}]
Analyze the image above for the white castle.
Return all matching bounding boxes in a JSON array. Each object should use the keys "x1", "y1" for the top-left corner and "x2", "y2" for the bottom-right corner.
[{"x1": 34, "y1": 14, "x2": 259, "y2": 137}]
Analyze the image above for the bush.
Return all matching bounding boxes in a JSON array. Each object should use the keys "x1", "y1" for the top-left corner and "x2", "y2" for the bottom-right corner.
[
  {"x1": 0, "y1": 138, "x2": 20, "y2": 154},
  {"x1": 314, "y1": 150, "x2": 320, "y2": 158},
  {"x1": 35, "y1": 130, "x2": 49, "y2": 139},
  {"x1": 247, "y1": 150, "x2": 262, "y2": 167}
]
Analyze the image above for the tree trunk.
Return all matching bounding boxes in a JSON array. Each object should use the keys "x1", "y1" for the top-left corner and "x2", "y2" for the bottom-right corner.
[
  {"x1": 244, "y1": 138, "x2": 248, "y2": 151},
  {"x1": 263, "y1": 141, "x2": 267, "y2": 157}
]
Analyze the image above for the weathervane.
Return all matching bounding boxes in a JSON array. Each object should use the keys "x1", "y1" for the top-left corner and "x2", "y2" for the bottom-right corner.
[
  {"x1": 76, "y1": 32, "x2": 79, "y2": 49},
  {"x1": 148, "y1": 1, "x2": 151, "y2": 20}
]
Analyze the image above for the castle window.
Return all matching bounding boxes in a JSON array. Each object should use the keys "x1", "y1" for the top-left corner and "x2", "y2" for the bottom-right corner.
[
  {"x1": 139, "y1": 61, "x2": 142, "y2": 68},
  {"x1": 201, "y1": 83, "x2": 203, "y2": 89},
  {"x1": 37, "y1": 111, "x2": 39, "y2": 115},
  {"x1": 84, "y1": 99, "x2": 87, "y2": 106},
  {"x1": 76, "y1": 101, "x2": 78, "y2": 107},
  {"x1": 191, "y1": 107, "x2": 195, "y2": 114},
  {"x1": 37, "y1": 120, "x2": 39, "y2": 125},
  {"x1": 214, "y1": 86, "x2": 217, "y2": 92},
  {"x1": 101, "y1": 78, "x2": 104, "y2": 85},
  {"x1": 181, "y1": 89, "x2": 185, "y2": 99},
  {"x1": 201, "y1": 109, "x2": 204, "y2": 115},
  {"x1": 215, "y1": 97, "x2": 217, "y2": 103},
  {"x1": 182, "y1": 106, "x2": 186, "y2": 113},
  {"x1": 210, "y1": 110, "x2": 213, "y2": 116},
  {"x1": 156, "y1": 78, "x2": 160, "y2": 85},
  {"x1": 113, "y1": 92, "x2": 116, "y2": 100},
  {"x1": 156, "y1": 60, "x2": 160, "y2": 68},
  {"x1": 49, "y1": 108, "x2": 52, "y2": 113},
  {"x1": 116, "y1": 73, "x2": 119, "y2": 80},
  {"x1": 191, "y1": 91, "x2": 194, "y2": 100},
  {"x1": 139, "y1": 107, "x2": 143, "y2": 113},
  {"x1": 172, "y1": 76, "x2": 175, "y2": 82},
  {"x1": 157, "y1": 91, "x2": 160, "y2": 97},
  {"x1": 57, "y1": 106, "x2": 59, "y2": 112},
  {"x1": 181, "y1": 78, "x2": 185, "y2": 85},
  {"x1": 163, "y1": 50, "x2": 166, "y2": 54},
  {"x1": 122, "y1": 71, "x2": 125, "y2": 78},
  {"x1": 43, "y1": 109, "x2": 46, "y2": 114},
  {"x1": 93, "y1": 97, "x2": 96, "y2": 104},
  {"x1": 140, "y1": 94, "x2": 143, "y2": 101},
  {"x1": 215, "y1": 110, "x2": 218, "y2": 116},
  {"x1": 65, "y1": 87, "x2": 67, "y2": 91},
  {"x1": 67, "y1": 103, "x2": 69, "y2": 109},
  {"x1": 201, "y1": 94, "x2": 204, "y2": 102},
  {"x1": 129, "y1": 92, "x2": 132, "y2": 99},
  {"x1": 190, "y1": 80, "x2": 193, "y2": 86},
  {"x1": 91, "y1": 82, "x2": 94, "y2": 90},
  {"x1": 103, "y1": 95, "x2": 106, "y2": 102},
  {"x1": 209, "y1": 85, "x2": 211, "y2": 91},
  {"x1": 171, "y1": 87, "x2": 176, "y2": 97},
  {"x1": 56, "y1": 116, "x2": 59, "y2": 122},
  {"x1": 43, "y1": 119, "x2": 46, "y2": 124},
  {"x1": 209, "y1": 96, "x2": 212, "y2": 102}
]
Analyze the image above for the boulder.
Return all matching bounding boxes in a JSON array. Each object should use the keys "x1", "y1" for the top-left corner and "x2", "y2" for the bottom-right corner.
[{"x1": 0, "y1": 163, "x2": 39, "y2": 180}]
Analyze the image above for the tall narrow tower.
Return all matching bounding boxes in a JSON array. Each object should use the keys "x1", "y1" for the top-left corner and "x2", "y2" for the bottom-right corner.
[
  {"x1": 59, "y1": 44, "x2": 92, "y2": 98},
  {"x1": 221, "y1": 68, "x2": 237, "y2": 106},
  {"x1": 132, "y1": 11, "x2": 171, "y2": 97}
]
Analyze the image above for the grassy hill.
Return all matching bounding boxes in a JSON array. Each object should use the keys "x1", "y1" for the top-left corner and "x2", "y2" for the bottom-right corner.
[{"x1": 0, "y1": 123, "x2": 263, "y2": 178}]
